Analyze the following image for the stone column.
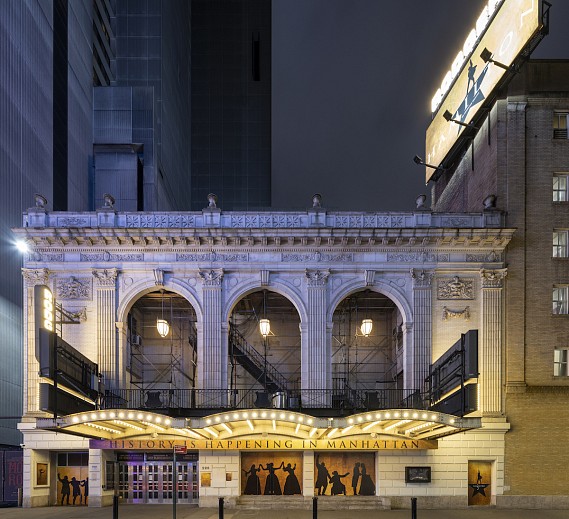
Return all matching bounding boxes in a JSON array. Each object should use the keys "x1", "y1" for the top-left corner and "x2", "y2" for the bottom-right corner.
[
  {"x1": 198, "y1": 269, "x2": 225, "y2": 405},
  {"x1": 115, "y1": 321, "x2": 127, "y2": 387},
  {"x1": 22, "y1": 268, "x2": 50, "y2": 415},
  {"x1": 479, "y1": 268, "x2": 507, "y2": 415},
  {"x1": 411, "y1": 269, "x2": 433, "y2": 392},
  {"x1": 93, "y1": 269, "x2": 118, "y2": 388},
  {"x1": 303, "y1": 269, "x2": 330, "y2": 407}
]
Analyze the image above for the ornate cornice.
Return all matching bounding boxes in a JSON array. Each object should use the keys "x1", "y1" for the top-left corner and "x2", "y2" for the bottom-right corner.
[
  {"x1": 305, "y1": 269, "x2": 330, "y2": 287},
  {"x1": 199, "y1": 269, "x2": 224, "y2": 287},
  {"x1": 480, "y1": 268, "x2": 507, "y2": 288},
  {"x1": 92, "y1": 268, "x2": 118, "y2": 287},
  {"x1": 22, "y1": 268, "x2": 50, "y2": 286}
]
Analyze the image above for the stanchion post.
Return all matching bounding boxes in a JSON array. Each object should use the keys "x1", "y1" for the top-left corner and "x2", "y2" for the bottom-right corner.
[
  {"x1": 411, "y1": 496, "x2": 417, "y2": 519},
  {"x1": 219, "y1": 496, "x2": 224, "y2": 519},
  {"x1": 113, "y1": 461, "x2": 119, "y2": 519},
  {"x1": 313, "y1": 496, "x2": 318, "y2": 519}
]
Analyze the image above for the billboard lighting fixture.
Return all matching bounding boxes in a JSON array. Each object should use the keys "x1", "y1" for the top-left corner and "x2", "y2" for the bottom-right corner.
[
  {"x1": 413, "y1": 155, "x2": 446, "y2": 172},
  {"x1": 443, "y1": 110, "x2": 479, "y2": 130},
  {"x1": 480, "y1": 47, "x2": 515, "y2": 72}
]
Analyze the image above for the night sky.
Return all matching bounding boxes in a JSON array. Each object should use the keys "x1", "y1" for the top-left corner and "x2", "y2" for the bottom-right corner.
[{"x1": 271, "y1": 0, "x2": 569, "y2": 212}]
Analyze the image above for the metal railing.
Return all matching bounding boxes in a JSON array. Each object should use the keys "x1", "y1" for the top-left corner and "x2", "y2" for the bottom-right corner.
[{"x1": 100, "y1": 388, "x2": 427, "y2": 413}]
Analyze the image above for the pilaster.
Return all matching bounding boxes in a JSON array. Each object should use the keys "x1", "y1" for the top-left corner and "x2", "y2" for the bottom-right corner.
[
  {"x1": 411, "y1": 269, "x2": 433, "y2": 391},
  {"x1": 479, "y1": 268, "x2": 507, "y2": 415},
  {"x1": 303, "y1": 269, "x2": 330, "y2": 406},
  {"x1": 198, "y1": 269, "x2": 225, "y2": 398},
  {"x1": 93, "y1": 269, "x2": 118, "y2": 387},
  {"x1": 22, "y1": 268, "x2": 50, "y2": 415}
]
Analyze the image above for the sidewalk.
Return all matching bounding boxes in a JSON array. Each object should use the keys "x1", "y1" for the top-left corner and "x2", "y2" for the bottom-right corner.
[{"x1": 1, "y1": 505, "x2": 568, "y2": 519}]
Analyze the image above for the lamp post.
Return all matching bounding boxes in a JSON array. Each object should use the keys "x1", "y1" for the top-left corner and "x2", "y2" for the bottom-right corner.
[{"x1": 259, "y1": 318, "x2": 270, "y2": 389}]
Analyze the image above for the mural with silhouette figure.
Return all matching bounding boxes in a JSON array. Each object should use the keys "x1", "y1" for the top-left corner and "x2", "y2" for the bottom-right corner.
[
  {"x1": 314, "y1": 452, "x2": 376, "y2": 496},
  {"x1": 56, "y1": 467, "x2": 88, "y2": 506},
  {"x1": 241, "y1": 452, "x2": 303, "y2": 496}
]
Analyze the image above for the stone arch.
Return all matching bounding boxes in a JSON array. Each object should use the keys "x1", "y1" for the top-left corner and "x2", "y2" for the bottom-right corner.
[
  {"x1": 327, "y1": 278, "x2": 413, "y2": 325},
  {"x1": 223, "y1": 277, "x2": 307, "y2": 324},
  {"x1": 117, "y1": 277, "x2": 203, "y2": 324}
]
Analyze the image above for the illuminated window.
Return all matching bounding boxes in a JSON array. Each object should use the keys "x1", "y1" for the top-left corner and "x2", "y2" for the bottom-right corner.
[
  {"x1": 553, "y1": 231, "x2": 568, "y2": 257},
  {"x1": 553, "y1": 286, "x2": 569, "y2": 314},
  {"x1": 554, "y1": 349, "x2": 568, "y2": 376},
  {"x1": 554, "y1": 112, "x2": 569, "y2": 139},
  {"x1": 553, "y1": 174, "x2": 569, "y2": 202}
]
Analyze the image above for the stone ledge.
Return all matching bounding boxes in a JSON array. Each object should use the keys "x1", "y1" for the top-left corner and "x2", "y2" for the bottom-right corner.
[
  {"x1": 390, "y1": 495, "x2": 467, "y2": 509},
  {"x1": 497, "y1": 495, "x2": 569, "y2": 509}
]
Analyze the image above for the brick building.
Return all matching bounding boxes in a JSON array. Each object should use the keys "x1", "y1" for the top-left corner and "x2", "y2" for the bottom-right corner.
[{"x1": 431, "y1": 60, "x2": 569, "y2": 502}]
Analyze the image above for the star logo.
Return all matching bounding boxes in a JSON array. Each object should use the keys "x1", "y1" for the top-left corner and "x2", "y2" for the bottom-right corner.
[{"x1": 469, "y1": 483, "x2": 489, "y2": 497}]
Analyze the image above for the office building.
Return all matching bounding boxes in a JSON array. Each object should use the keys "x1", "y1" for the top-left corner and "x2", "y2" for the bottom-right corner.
[{"x1": 190, "y1": 0, "x2": 272, "y2": 210}]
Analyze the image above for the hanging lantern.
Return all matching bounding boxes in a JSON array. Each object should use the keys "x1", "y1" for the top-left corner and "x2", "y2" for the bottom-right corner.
[
  {"x1": 360, "y1": 318, "x2": 373, "y2": 337},
  {"x1": 259, "y1": 318, "x2": 271, "y2": 338},
  {"x1": 156, "y1": 318, "x2": 170, "y2": 337}
]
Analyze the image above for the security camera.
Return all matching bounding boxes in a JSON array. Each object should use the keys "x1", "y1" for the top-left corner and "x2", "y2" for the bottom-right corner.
[{"x1": 19, "y1": 444, "x2": 25, "y2": 448}]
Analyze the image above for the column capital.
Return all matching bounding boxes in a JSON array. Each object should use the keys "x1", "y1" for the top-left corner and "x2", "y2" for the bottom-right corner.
[
  {"x1": 22, "y1": 268, "x2": 50, "y2": 286},
  {"x1": 410, "y1": 268, "x2": 433, "y2": 288},
  {"x1": 480, "y1": 268, "x2": 507, "y2": 288},
  {"x1": 199, "y1": 268, "x2": 224, "y2": 286},
  {"x1": 92, "y1": 268, "x2": 118, "y2": 287},
  {"x1": 305, "y1": 269, "x2": 330, "y2": 287}
]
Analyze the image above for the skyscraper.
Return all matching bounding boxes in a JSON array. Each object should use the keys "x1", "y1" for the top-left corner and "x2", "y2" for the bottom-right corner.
[{"x1": 190, "y1": 0, "x2": 272, "y2": 210}]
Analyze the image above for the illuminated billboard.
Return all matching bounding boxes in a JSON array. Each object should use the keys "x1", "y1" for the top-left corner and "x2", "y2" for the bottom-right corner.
[{"x1": 425, "y1": 0, "x2": 543, "y2": 183}]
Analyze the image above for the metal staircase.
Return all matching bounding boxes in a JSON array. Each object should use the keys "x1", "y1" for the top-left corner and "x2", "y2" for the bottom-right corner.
[{"x1": 229, "y1": 324, "x2": 287, "y2": 393}]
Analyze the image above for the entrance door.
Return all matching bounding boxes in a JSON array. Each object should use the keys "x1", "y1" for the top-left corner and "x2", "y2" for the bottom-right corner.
[
  {"x1": 118, "y1": 463, "x2": 145, "y2": 503},
  {"x1": 118, "y1": 460, "x2": 199, "y2": 504}
]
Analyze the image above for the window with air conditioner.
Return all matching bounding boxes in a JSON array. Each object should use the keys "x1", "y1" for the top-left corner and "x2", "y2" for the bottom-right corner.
[{"x1": 554, "y1": 112, "x2": 569, "y2": 139}]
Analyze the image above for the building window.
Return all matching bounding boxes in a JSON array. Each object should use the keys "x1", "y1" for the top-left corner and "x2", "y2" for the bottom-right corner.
[
  {"x1": 554, "y1": 112, "x2": 569, "y2": 139},
  {"x1": 554, "y1": 349, "x2": 569, "y2": 376},
  {"x1": 553, "y1": 174, "x2": 568, "y2": 201},
  {"x1": 553, "y1": 286, "x2": 569, "y2": 314},
  {"x1": 553, "y1": 231, "x2": 568, "y2": 257}
]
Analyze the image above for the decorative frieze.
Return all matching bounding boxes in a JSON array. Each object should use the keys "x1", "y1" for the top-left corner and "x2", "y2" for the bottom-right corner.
[
  {"x1": 92, "y1": 269, "x2": 118, "y2": 287},
  {"x1": 57, "y1": 216, "x2": 90, "y2": 227},
  {"x1": 81, "y1": 252, "x2": 143, "y2": 262},
  {"x1": 466, "y1": 251, "x2": 501, "y2": 262},
  {"x1": 305, "y1": 269, "x2": 330, "y2": 287},
  {"x1": 437, "y1": 276, "x2": 474, "y2": 300},
  {"x1": 281, "y1": 252, "x2": 353, "y2": 263},
  {"x1": 56, "y1": 276, "x2": 92, "y2": 300},
  {"x1": 28, "y1": 252, "x2": 64, "y2": 262},
  {"x1": 22, "y1": 268, "x2": 50, "y2": 286},
  {"x1": 388, "y1": 252, "x2": 449, "y2": 263},
  {"x1": 480, "y1": 268, "x2": 507, "y2": 288},
  {"x1": 199, "y1": 269, "x2": 224, "y2": 286},
  {"x1": 442, "y1": 306, "x2": 470, "y2": 321},
  {"x1": 176, "y1": 252, "x2": 248, "y2": 262}
]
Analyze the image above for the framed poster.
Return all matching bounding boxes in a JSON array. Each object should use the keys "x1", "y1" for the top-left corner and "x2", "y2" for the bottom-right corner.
[
  {"x1": 468, "y1": 460, "x2": 492, "y2": 506},
  {"x1": 36, "y1": 462, "x2": 49, "y2": 487},
  {"x1": 405, "y1": 466, "x2": 431, "y2": 483}
]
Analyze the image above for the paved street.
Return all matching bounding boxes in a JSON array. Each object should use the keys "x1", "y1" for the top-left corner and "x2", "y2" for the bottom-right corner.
[{"x1": 1, "y1": 505, "x2": 568, "y2": 519}]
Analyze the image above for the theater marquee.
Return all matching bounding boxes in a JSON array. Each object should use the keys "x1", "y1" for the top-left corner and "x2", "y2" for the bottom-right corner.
[
  {"x1": 425, "y1": 0, "x2": 543, "y2": 182},
  {"x1": 90, "y1": 437, "x2": 438, "y2": 451}
]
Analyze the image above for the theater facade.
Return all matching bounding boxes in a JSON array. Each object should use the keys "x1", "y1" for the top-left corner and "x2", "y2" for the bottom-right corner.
[{"x1": 14, "y1": 202, "x2": 513, "y2": 508}]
